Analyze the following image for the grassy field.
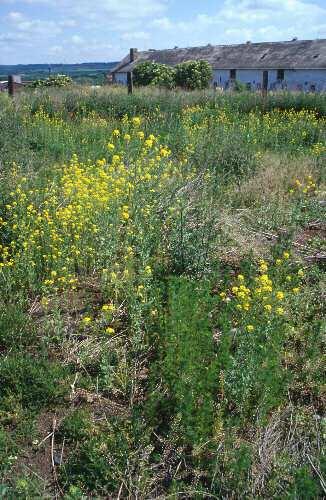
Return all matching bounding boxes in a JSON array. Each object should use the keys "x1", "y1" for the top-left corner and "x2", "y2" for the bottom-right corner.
[{"x1": 0, "y1": 87, "x2": 325, "y2": 499}]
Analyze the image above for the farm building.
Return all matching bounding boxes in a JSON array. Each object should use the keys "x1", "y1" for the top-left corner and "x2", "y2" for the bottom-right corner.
[
  {"x1": 110, "y1": 38, "x2": 326, "y2": 92},
  {"x1": 0, "y1": 81, "x2": 8, "y2": 92}
]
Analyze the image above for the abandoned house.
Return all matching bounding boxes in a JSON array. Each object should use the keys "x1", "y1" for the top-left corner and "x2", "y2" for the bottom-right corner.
[{"x1": 109, "y1": 38, "x2": 326, "y2": 92}]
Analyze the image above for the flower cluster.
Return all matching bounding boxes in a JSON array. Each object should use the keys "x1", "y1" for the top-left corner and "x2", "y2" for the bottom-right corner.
[
  {"x1": 289, "y1": 175, "x2": 317, "y2": 195},
  {"x1": 219, "y1": 252, "x2": 305, "y2": 333},
  {"x1": 0, "y1": 119, "x2": 193, "y2": 298}
]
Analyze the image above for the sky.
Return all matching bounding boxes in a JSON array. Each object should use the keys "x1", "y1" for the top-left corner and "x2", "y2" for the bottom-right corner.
[{"x1": 0, "y1": 0, "x2": 326, "y2": 65}]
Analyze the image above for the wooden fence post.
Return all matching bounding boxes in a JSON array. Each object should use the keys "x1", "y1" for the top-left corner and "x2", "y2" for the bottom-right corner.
[
  {"x1": 8, "y1": 75, "x2": 22, "y2": 97},
  {"x1": 127, "y1": 72, "x2": 133, "y2": 95},
  {"x1": 262, "y1": 70, "x2": 268, "y2": 98},
  {"x1": 8, "y1": 75, "x2": 14, "y2": 97}
]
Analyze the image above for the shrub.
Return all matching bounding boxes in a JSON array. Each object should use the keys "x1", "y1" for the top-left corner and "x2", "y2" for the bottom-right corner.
[
  {"x1": 151, "y1": 65, "x2": 176, "y2": 89},
  {"x1": 0, "y1": 355, "x2": 69, "y2": 410},
  {"x1": 148, "y1": 278, "x2": 219, "y2": 450},
  {"x1": 175, "y1": 60, "x2": 213, "y2": 90},
  {"x1": 133, "y1": 61, "x2": 176, "y2": 89},
  {"x1": 28, "y1": 74, "x2": 73, "y2": 89},
  {"x1": 233, "y1": 80, "x2": 248, "y2": 92},
  {"x1": 134, "y1": 60, "x2": 213, "y2": 90}
]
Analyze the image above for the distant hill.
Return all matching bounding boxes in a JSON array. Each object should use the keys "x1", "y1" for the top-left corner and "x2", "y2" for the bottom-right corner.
[{"x1": 0, "y1": 62, "x2": 118, "y2": 85}]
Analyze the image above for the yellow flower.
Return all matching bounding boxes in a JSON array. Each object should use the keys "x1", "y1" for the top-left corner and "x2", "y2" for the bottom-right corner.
[
  {"x1": 298, "y1": 269, "x2": 304, "y2": 277},
  {"x1": 283, "y1": 251, "x2": 290, "y2": 259},
  {"x1": 151, "y1": 309, "x2": 158, "y2": 317},
  {"x1": 286, "y1": 275, "x2": 292, "y2": 282},
  {"x1": 264, "y1": 304, "x2": 272, "y2": 312},
  {"x1": 144, "y1": 265, "x2": 152, "y2": 275},
  {"x1": 82, "y1": 316, "x2": 92, "y2": 324},
  {"x1": 237, "y1": 274, "x2": 245, "y2": 282},
  {"x1": 132, "y1": 116, "x2": 141, "y2": 126},
  {"x1": 292, "y1": 287, "x2": 300, "y2": 294},
  {"x1": 276, "y1": 291, "x2": 284, "y2": 301},
  {"x1": 243, "y1": 302, "x2": 250, "y2": 311},
  {"x1": 246, "y1": 325, "x2": 254, "y2": 332},
  {"x1": 41, "y1": 297, "x2": 49, "y2": 307},
  {"x1": 112, "y1": 129, "x2": 120, "y2": 137},
  {"x1": 219, "y1": 291, "x2": 227, "y2": 299},
  {"x1": 236, "y1": 304, "x2": 242, "y2": 310},
  {"x1": 276, "y1": 307, "x2": 284, "y2": 316},
  {"x1": 137, "y1": 131, "x2": 145, "y2": 140},
  {"x1": 121, "y1": 211, "x2": 130, "y2": 220},
  {"x1": 275, "y1": 259, "x2": 282, "y2": 266},
  {"x1": 232, "y1": 286, "x2": 239, "y2": 293},
  {"x1": 124, "y1": 133, "x2": 131, "y2": 142},
  {"x1": 105, "y1": 327, "x2": 115, "y2": 334},
  {"x1": 107, "y1": 143, "x2": 115, "y2": 150}
]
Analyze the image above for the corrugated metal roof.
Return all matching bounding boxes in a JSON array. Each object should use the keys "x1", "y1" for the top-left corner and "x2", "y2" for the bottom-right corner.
[{"x1": 111, "y1": 39, "x2": 326, "y2": 73}]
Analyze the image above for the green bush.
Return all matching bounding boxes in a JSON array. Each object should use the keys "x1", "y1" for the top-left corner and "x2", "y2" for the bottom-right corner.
[
  {"x1": 0, "y1": 355, "x2": 69, "y2": 410},
  {"x1": 151, "y1": 65, "x2": 176, "y2": 89},
  {"x1": 133, "y1": 59, "x2": 213, "y2": 90},
  {"x1": 233, "y1": 80, "x2": 248, "y2": 92},
  {"x1": 133, "y1": 61, "x2": 176, "y2": 89},
  {"x1": 175, "y1": 60, "x2": 213, "y2": 90},
  {"x1": 148, "y1": 278, "x2": 219, "y2": 450},
  {"x1": 28, "y1": 74, "x2": 72, "y2": 89}
]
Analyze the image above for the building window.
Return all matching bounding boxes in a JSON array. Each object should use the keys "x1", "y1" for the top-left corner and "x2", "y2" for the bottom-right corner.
[
  {"x1": 277, "y1": 69, "x2": 284, "y2": 80},
  {"x1": 230, "y1": 69, "x2": 236, "y2": 80}
]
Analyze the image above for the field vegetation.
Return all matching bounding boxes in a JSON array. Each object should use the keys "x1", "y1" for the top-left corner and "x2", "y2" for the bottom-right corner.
[{"x1": 0, "y1": 86, "x2": 325, "y2": 498}]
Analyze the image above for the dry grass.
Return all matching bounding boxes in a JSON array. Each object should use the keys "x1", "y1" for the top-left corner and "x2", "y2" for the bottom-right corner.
[
  {"x1": 234, "y1": 153, "x2": 318, "y2": 205},
  {"x1": 214, "y1": 153, "x2": 325, "y2": 264}
]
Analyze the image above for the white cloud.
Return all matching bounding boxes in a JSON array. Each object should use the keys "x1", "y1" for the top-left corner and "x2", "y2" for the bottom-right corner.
[
  {"x1": 49, "y1": 45, "x2": 64, "y2": 54},
  {"x1": 59, "y1": 19, "x2": 77, "y2": 28},
  {"x1": 151, "y1": 17, "x2": 173, "y2": 30},
  {"x1": 152, "y1": 0, "x2": 326, "y2": 46},
  {"x1": 6, "y1": 11, "x2": 25, "y2": 21},
  {"x1": 121, "y1": 31, "x2": 150, "y2": 41},
  {"x1": 71, "y1": 34, "x2": 83, "y2": 45}
]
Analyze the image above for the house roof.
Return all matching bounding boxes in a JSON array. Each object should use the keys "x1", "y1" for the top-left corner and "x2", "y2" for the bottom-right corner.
[{"x1": 111, "y1": 38, "x2": 326, "y2": 73}]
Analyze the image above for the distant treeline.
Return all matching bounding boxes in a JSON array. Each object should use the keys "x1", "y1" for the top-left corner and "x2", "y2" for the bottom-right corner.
[{"x1": 0, "y1": 62, "x2": 118, "y2": 85}]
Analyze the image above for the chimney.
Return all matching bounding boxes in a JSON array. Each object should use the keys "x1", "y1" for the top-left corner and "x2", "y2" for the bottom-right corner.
[{"x1": 130, "y1": 48, "x2": 138, "y2": 62}]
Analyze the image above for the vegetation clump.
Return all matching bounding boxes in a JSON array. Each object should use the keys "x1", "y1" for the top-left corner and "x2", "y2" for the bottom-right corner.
[
  {"x1": 133, "y1": 59, "x2": 212, "y2": 89},
  {"x1": 28, "y1": 74, "x2": 73, "y2": 88},
  {"x1": 0, "y1": 87, "x2": 324, "y2": 498}
]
